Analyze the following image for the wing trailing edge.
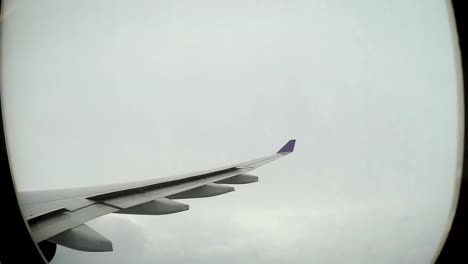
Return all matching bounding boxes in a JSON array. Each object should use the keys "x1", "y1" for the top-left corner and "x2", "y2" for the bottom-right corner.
[
  {"x1": 115, "y1": 198, "x2": 189, "y2": 215},
  {"x1": 215, "y1": 174, "x2": 258, "y2": 184},
  {"x1": 167, "y1": 184, "x2": 234, "y2": 199}
]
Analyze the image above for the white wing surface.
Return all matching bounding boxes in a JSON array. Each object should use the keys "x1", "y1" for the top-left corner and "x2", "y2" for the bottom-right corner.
[{"x1": 18, "y1": 140, "x2": 296, "y2": 253}]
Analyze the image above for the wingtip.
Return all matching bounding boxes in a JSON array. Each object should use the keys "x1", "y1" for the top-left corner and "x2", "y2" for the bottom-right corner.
[{"x1": 277, "y1": 139, "x2": 296, "y2": 154}]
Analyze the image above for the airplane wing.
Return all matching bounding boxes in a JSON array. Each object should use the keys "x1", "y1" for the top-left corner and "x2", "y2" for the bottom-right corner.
[{"x1": 17, "y1": 140, "x2": 296, "y2": 258}]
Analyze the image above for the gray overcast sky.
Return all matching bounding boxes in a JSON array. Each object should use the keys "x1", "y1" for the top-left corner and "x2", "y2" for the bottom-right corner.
[{"x1": 1, "y1": 0, "x2": 461, "y2": 263}]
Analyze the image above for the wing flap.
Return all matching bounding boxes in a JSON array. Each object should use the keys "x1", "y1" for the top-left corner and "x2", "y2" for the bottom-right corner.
[
  {"x1": 86, "y1": 167, "x2": 244, "y2": 202},
  {"x1": 22, "y1": 198, "x2": 94, "y2": 220},
  {"x1": 96, "y1": 193, "x2": 150, "y2": 209}
]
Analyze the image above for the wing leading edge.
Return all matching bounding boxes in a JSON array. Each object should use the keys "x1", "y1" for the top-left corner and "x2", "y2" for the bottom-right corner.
[{"x1": 19, "y1": 140, "x2": 296, "y2": 254}]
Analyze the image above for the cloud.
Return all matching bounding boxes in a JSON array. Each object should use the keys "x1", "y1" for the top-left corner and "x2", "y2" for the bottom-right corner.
[
  {"x1": 52, "y1": 214, "x2": 151, "y2": 264},
  {"x1": 53, "y1": 199, "x2": 450, "y2": 264}
]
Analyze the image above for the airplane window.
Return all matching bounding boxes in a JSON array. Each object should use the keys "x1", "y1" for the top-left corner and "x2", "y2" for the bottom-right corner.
[{"x1": 1, "y1": 0, "x2": 462, "y2": 263}]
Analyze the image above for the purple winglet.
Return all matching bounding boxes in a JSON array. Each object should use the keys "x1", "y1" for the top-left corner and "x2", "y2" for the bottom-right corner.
[{"x1": 277, "y1": 139, "x2": 296, "y2": 153}]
